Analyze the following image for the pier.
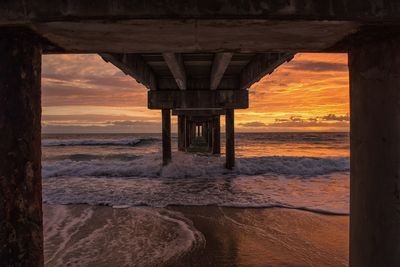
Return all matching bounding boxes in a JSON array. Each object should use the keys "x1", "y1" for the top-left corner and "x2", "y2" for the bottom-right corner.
[
  {"x1": 102, "y1": 52, "x2": 291, "y2": 168},
  {"x1": 1, "y1": 1, "x2": 400, "y2": 266}
]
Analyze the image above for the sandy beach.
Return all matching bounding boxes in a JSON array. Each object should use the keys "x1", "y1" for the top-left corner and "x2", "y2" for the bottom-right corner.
[{"x1": 43, "y1": 204, "x2": 348, "y2": 266}]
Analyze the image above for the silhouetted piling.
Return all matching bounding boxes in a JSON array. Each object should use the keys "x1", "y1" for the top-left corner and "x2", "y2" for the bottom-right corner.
[
  {"x1": 349, "y1": 36, "x2": 400, "y2": 267},
  {"x1": 0, "y1": 29, "x2": 44, "y2": 266},
  {"x1": 162, "y1": 109, "x2": 171, "y2": 165},
  {"x1": 225, "y1": 109, "x2": 235, "y2": 169}
]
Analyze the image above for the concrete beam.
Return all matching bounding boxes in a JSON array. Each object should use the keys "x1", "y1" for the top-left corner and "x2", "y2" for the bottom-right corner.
[
  {"x1": 184, "y1": 116, "x2": 215, "y2": 123},
  {"x1": 101, "y1": 53, "x2": 157, "y2": 90},
  {"x1": 1, "y1": 1, "x2": 400, "y2": 23},
  {"x1": 240, "y1": 53, "x2": 294, "y2": 89},
  {"x1": 162, "y1": 53, "x2": 186, "y2": 90},
  {"x1": 148, "y1": 90, "x2": 248, "y2": 109},
  {"x1": 5, "y1": 1, "x2": 400, "y2": 53},
  {"x1": 159, "y1": 76, "x2": 238, "y2": 90},
  {"x1": 210, "y1": 53, "x2": 233, "y2": 90},
  {"x1": 172, "y1": 109, "x2": 225, "y2": 116},
  {"x1": 30, "y1": 20, "x2": 361, "y2": 53}
]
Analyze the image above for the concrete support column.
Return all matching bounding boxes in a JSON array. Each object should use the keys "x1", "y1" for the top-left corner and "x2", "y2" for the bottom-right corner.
[
  {"x1": 349, "y1": 37, "x2": 400, "y2": 267},
  {"x1": 225, "y1": 109, "x2": 235, "y2": 169},
  {"x1": 207, "y1": 121, "x2": 213, "y2": 152},
  {"x1": 189, "y1": 121, "x2": 195, "y2": 146},
  {"x1": 193, "y1": 123, "x2": 197, "y2": 139},
  {"x1": 0, "y1": 30, "x2": 43, "y2": 266},
  {"x1": 185, "y1": 119, "x2": 190, "y2": 150},
  {"x1": 162, "y1": 109, "x2": 171, "y2": 165},
  {"x1": 177, "y1": 115, "x2": 185, "y2": 151},
  {"x1": 213, "y1": 116, "x2": 221, "y2": 155}
]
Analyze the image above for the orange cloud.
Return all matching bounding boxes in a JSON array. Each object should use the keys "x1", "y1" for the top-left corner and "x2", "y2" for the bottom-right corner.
[
  {"x1": 42, "y1": 53, "x2": 349, "y2": 133},
  {"x1": 237, "y1": 53, "x2": 349, "y2": 132}
]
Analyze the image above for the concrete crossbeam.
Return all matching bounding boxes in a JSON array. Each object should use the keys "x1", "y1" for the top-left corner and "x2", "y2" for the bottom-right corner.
[
  {"x1": 1, "y1": 0, "x2": 399, "y2": 22},
  {"x1": 240, "y1": 53, "x2": 294, "y2": 89},
  {"x1": 210, "y1": 53, "x2": 233, "y2": 90},
  {"x1": 148, "y1": 90, "x2": 248, "y2": 109},
  {"x1": 172, "y1": 109, "x2": 225, "y2": 116},
  {"x1": 2, "y1": 1, "x2": 400, "y2": 53},
  {"x1": 101, "y1": 53, "x2": 157, "y2": 90},
  {"x1": 163, "y1": 53, "x2": 187, "y2": 90}
]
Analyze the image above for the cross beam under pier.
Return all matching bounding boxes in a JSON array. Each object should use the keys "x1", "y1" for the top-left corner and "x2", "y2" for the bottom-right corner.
[{"x1": 148, "y1": 90, "x2": 248, "y2": 110}]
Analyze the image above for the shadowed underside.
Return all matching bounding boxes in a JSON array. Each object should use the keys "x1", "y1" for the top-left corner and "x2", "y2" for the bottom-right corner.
[{"x1": 0, "y1": 0, "x2": 399, "y2": 53}]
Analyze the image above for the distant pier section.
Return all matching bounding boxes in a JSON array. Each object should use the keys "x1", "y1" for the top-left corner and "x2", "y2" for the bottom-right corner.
[{"x1": 102, "y1": 52, "x2": 292, "y2": 168}]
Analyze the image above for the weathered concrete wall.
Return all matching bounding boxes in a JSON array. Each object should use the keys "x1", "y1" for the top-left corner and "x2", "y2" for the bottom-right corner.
[
  {"x1": 0, "y1": 29, "x2": 43, "y2": 266},
  {"x1": 1, "y1": 0, "x2": 400, "y2": 21},
  {"x1": 349, "y1": 37, "x2": 400, "y2": 266},
  {"x1": 33, "y1": 20, "x2": 360, "y2": 53},
  {"x1": 0, "y1": 1, "x2": 399, "y2": 53}
]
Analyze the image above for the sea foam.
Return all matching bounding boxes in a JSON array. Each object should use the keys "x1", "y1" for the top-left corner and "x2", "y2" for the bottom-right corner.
[
  {"x1": 42, "y1": 138, "x2": 148, "y2": 147},
  {"x1": 42, "y1": 152, "x2": 349, "y2": 179},
  {"x1": 44, "y1": 205, "x2": 204, "y2": 266}
]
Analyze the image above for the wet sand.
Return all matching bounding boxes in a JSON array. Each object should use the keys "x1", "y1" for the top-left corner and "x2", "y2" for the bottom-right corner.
[
  {"x1": 171, "y1": 206, "x2": 349, "y2": 266},
  {"x1": 43, "y1": 204, "x2": 348, "y2": 266}
]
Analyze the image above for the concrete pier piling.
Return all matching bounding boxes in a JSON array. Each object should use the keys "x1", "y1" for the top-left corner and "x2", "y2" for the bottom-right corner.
[
  {"x1": 225, "y1": 109, "x2": 235, "y2": 169},
  {"x1": 0, "y1": 30, "x2": 44, "y2": 266},
  {"x1": 178, "y1": 115, "x2": 185, "y2": 151},
  {"x1": 162, "y1": 109, "x2": 172, "y2": 165},
  {"x1": 172, "y1": 112, "x2": 223, "y2": 155},
  {"x1": 349, "y1": 37, "x2": 400, "y2": 267},
  {"x1": 213, "y1": 116, "x2": 221, "y2": 155}
]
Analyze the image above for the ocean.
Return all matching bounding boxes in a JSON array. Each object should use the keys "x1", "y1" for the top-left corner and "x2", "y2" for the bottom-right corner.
[{"x1": 42, "y1": 132, "x2": 350, "y2": 266}]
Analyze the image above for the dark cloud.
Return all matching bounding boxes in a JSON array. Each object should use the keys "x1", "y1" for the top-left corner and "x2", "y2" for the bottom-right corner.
[
  {"x1": 287, "y1": 61, "x2": 348, "y2": 72},
  {"x1": 269, "y1": 114, "x2": 349, "y2": 128},
  {"x1": 42, "y1": 54, "x2": 147, "y2": 108},
  {"x1": 321, "y1": 114, "x2": 350, "y2": 122},
  {"x1": 42, "y1": 84, "x2": 146, "y2": 107},
  {"x1": 289, "y1": 116, "x2": 303, "y2": 123},
  {"x1": 42, "y1": 121, "x2": 166, "y2": 134},
  {"x1": 42, "y1": 114, "x2": 155, "y2": 122},
  {"x1": 268, "y1": 121, "x2": 349, "y2": 128},
  {"x1": 239, "y1": 121, "x2": 267, "y2": 127},
  {"x1": 108, "y1": 120, "x2": 158, "y2": 127}
]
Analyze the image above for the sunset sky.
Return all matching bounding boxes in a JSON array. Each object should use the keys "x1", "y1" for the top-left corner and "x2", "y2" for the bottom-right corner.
[{"x1": 42, "y1": 53, "x2": 349, "y2": 133}]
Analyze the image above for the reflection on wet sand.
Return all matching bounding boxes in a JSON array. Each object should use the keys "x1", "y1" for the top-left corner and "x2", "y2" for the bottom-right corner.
[
  {"x1": 173, "y1": 206, "x2": 348, "y2": 266},
  {"x1": 44, "y1": 204, "x2": 348, "y2": 266}
]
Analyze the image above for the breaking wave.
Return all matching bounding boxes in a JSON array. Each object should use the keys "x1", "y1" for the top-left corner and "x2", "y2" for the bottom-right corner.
[
  {"x1": 42, "y1": 137, "x2": 159, "y2": 147},
  {"x1": 42, "y1": 172, "x2": 350, "y2": 215},
  {"x1": 42, "y1": 153, "x2": 349, "y2": 179}
]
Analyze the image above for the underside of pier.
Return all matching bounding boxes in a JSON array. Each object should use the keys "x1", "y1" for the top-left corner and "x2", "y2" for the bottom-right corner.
[{"x1": 0, "y1": 1, "x2": 400, "y2": 266}]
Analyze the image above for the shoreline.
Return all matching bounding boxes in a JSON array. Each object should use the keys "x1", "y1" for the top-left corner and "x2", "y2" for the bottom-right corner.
[{"x1": 43, "y1": 204, "x2": 349, "y2": 266}]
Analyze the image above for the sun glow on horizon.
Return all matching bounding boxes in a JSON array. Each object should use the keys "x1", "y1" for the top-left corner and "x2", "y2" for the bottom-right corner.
[{"x1": 42, "y1": 53, "x2": 349, "y2": 133}]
